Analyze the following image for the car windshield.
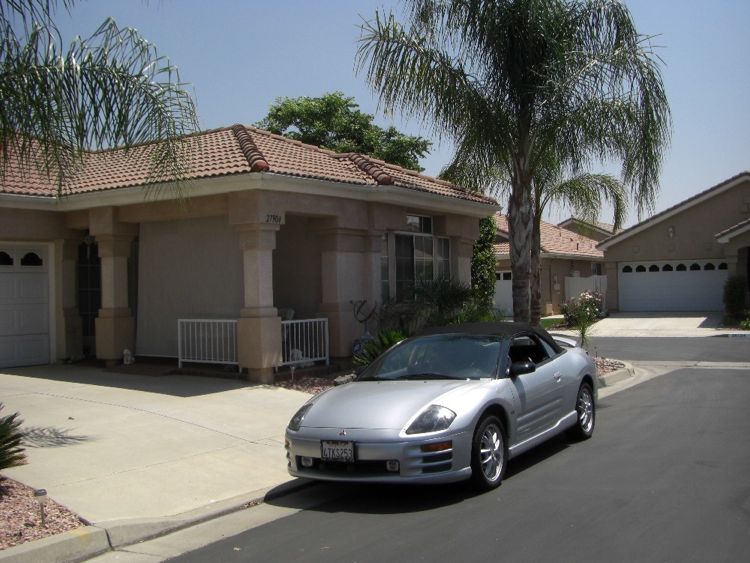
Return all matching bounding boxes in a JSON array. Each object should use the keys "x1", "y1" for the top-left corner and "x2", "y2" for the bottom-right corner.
[{"x1": 359, "y1": 334, "x2": 501, "y2": 381}]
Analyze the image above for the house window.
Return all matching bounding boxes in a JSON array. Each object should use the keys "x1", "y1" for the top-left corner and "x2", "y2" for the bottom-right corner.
[
  {"x1": 649, "y1": 265, "x2": 659, "y2": 272},
  {"x1": 690, "y1": 263, "x2": 701, "y2": 271},
  {"x1": 21, "y1": 252, "x2": 43, "y2": 266},
  {"x1": 662, "y1": 264, "x2": 673, "y2": 272},
  {"x1": 591, "y1": 263, "x2": 602, "y2": 275},
  {"x1": 0, "y1": 251, "x2": 12, "y2": 266},
  {"x1": 497, "y1": 271, "x2": 512, "y2": 281},
  {"x1": 393, "y1": 232, "x2": 451, "y2": 301},
  {"x1": 622, "y1": 265, "x2": 632, "y2": 273},
  {"x1": 718, "y1": 262, "x2": 728, "y2": 270},
  {"x1": 405, "y1": 215, "x2": 433, "y2": 234},
  {"x1": 635, "y1": 265, "x2": 646, "y2": 272},
  {"x1": 676, "y1": 264, "x2": 687, "y2": 271},
  {"x1": 704, "y1": 263, "x2": 715, "y2": 270}
]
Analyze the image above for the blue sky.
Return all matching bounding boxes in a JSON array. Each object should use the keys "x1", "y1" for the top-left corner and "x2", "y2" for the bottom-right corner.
[{"x1": 56, "y1": 0, "x2": 750, "y2": 227}]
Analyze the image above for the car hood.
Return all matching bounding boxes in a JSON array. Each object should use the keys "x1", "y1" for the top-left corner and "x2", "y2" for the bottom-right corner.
[{"x1": 300, "y1": 380, "x2": 478, "y2": 431}]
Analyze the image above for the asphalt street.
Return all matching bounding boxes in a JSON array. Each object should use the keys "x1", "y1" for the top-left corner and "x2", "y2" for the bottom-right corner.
[
  {"x1": 588, "y1": 336, "x2": 750, "y2": 362},
  {"x1": 170, "y1": 365, "x2": 750, "y2": 563}
]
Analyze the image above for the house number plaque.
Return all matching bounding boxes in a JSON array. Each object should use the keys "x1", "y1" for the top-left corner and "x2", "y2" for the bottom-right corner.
[{"x1": 265, "y1": 213, "x2": 284, "y2": 225}]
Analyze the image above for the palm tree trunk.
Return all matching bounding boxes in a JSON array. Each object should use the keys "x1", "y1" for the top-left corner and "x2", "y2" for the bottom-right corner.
[
  {"x1": 529, "y1": 217, "x2": 543, "y2": 325},
  {"x1": 508, "y1": 177, "x2": 532, "y2": 323}
]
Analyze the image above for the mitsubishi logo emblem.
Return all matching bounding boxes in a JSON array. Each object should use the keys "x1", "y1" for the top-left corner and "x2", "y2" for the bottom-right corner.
[{"x1": 339, "y1": 429, "x2": 347, "y2": 437}]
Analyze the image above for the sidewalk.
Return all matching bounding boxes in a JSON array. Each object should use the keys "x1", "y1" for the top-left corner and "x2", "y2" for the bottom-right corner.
[{"x1": 0, "y1": 364, "x2": 310, "y2": 561}]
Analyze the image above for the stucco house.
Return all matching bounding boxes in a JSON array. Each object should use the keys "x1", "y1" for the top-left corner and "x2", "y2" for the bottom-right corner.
[
  {"x1": 493, "y1": 214, "x2": 605, "y2": 315},
  {"x1": 0, "y1": 125, "x2": 498, "y2": 380},
  {"x1": 598, "y1": 171, "x2": 750, "y2": 312},
  {"x1": 557, "y1": 217, "x2": 618, "y2": 242}
]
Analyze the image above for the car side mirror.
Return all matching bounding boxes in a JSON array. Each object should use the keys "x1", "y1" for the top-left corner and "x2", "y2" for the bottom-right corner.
[{"x1": 510, "y1": 360, "x2": 536, "y2": 377}]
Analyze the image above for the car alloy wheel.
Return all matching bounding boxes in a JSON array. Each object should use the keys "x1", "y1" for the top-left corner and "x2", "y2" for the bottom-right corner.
[
  {"x1": 471, "y1": 415, "x2": 506, "y2": 491},
  {"x1": 569, "y1": 382, "x2": 595, "y2": 440}
]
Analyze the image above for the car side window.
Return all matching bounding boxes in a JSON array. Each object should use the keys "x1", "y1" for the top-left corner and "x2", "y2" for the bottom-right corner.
[{"x1": 509, "y1": 334, "x2": 552, "y2": 365}]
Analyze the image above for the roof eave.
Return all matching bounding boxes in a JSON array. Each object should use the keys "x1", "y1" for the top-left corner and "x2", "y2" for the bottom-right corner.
[
  {"x1": 0, "y1": 171, "x2": 501, "y2": 216},
  {"x1": 598, "y1": 171, "x2": 750, "y2": 251}
]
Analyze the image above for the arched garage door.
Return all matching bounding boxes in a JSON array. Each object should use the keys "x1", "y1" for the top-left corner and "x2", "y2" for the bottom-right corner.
[
  {"x1": 618, "y1": 260, "x2": 728, "y2": 312},
  {"x1": 0, "y1": 245, "x2": 50, "y2": 368}
]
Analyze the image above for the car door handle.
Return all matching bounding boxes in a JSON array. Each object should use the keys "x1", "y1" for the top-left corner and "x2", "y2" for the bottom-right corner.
[{"x1": 553, "y1": 372, "x2": 562, "y2": 383}]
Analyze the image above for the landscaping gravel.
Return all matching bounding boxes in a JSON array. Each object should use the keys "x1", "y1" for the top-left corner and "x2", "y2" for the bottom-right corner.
[{"x1": 0, "y1": 477, "x2": 83, "y2": 551}]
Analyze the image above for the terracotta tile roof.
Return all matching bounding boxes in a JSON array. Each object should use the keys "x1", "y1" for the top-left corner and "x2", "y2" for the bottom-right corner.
[
  {"x1": 0, "y1": 125, "x2": 496, "y2": 206},
  {"x1": 493, "y1": 214, "x2": 603, "y2": 259},
  {"x1": 558, "y1": 217, "x2": 619, "y2": 234}
]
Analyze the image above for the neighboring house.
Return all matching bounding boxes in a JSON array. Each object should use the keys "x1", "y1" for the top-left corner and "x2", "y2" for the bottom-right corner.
[
  {"x1": 493, "y1": 214, "x2": 605, "y2": 316},
  {"x1": 598, "y1": 171, "x2": 750, "y2": 312},
  {"x1": 0, "y1": 125, "x2": 498, "y2": 379},
  {"x1": 558, "y1": 217, "x2": 619, "y2": 242}
]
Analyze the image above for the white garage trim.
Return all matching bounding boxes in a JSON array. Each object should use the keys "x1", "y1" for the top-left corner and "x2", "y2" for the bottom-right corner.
[
  {"x1": 617, "y1": 259, "x2": 728, "y2": 312},
  {"x1": 0, "y1": 241, "x2": 56, "y2": 367}
]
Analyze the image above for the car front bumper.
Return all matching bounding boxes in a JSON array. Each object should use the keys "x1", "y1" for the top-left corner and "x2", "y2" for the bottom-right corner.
[{"x1": 285, "y1": 427, "x2": 473, "y2": 484}]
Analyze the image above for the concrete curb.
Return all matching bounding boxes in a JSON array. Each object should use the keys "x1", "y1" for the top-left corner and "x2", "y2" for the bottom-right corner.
[
  {"x1": 597, "y1": 361, "x2": 635, "y2": 388},
  {"x1": 0, "y1": 526, "x2": 109, "y2": 563},
  {"x1": 0, "y1": 478, "x2": 313, "y2": 563}
]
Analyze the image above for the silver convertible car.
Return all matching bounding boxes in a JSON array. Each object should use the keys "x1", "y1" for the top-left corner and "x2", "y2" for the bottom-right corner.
[{"x1": 285, "y1": 323, "x2": 596, "y2": 491}]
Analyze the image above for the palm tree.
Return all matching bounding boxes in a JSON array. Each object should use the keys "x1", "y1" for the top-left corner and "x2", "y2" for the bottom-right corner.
[
  {"x1": 530, "y1": 165, "x2": 627, "y2": 324},
  {"x1": 357, "y1": 0, "x2": 670, "y2": 322},
  {"x1": 0, "y1": 0, "x2": 198, "y2": 191}
]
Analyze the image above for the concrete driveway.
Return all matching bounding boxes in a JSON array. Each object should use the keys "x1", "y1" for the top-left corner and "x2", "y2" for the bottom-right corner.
[
  {"x1": 0, "y1": 365, "x2": 309, "y2": 526},
  {"x1": 588, "y1": 312, "x2": 739, "y2": 337}
]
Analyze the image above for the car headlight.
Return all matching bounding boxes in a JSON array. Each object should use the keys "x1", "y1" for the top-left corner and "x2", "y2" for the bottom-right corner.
[
  {"x1": 288, "y1": 403, "x2": 313, "y2": 431},
  {"x1": 406, "y1": 405, "x2": 456, "y2": 435}
]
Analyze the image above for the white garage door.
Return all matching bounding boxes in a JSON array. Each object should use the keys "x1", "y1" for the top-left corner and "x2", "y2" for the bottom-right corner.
[
  {"x1": 618, "y1": 260, "x2": 729, "y2": 312},
  {"x1": 0, "y1": 245, "x2": 50, "y2": 368},
  {"x1": 494, "y1": 271, "x2": 513, "y2": 316}
]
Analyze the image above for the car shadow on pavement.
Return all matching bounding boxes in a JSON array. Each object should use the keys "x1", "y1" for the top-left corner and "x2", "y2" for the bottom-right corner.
[{"x1": 266, "y1": 435, "x2": 575, "y2": 515}]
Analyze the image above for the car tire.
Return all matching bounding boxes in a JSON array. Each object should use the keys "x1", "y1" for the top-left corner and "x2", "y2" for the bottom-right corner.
[
  {"x1": 470, "y1": 415, "x2": 507, "y2": 491},
  {"x1": 568, "y1": 381, "x2": 595, "y2": 441}
]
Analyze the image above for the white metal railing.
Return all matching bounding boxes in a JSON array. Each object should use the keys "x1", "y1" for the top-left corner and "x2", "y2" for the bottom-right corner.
[
  {"x1": 281, "y1": 318, "x2": 329, "y2": 368},
  {"x1": 177, "y1": 319, "x2": 239, "y2": 371}
]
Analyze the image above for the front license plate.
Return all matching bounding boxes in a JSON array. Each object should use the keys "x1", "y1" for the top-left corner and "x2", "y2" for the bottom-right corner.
[{"x1": 321, "y1": 440, "x2": 355, "y2": 463}]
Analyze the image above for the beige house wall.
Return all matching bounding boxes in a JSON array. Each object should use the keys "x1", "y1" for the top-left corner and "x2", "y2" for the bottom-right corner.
[
  {"x1": 603, "y1": 177, "x2": 750, "y2": 311},
  {"x1": 1, "y1": 178, "x2": 489, "y2": 378},
  {"x1": 136, "y1": 216, "x2": 244, "y2": 357}
]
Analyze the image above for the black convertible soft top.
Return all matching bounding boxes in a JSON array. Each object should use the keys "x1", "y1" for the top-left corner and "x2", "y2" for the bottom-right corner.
[{"x1": 418, "y1": 322, "x2": 564, "y2": 354}]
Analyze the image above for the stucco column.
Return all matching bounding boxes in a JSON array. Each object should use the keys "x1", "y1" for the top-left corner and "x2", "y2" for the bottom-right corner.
[
  {"x1": 236, "y1": 223, "x2": 281, "y2": 383},
  {"x1": 604, "y1": 261, "x2": 619, "y2": 312},
  {"x1": 60, "y1": 239, "x2": 83, "y2": 360},
  {"x1": 94, "y1": 234, "x2": 135, "y2": 363}
]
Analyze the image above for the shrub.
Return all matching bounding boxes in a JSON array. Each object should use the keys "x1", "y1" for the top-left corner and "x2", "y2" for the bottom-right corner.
[
  {"x1": 723, "y1": 275, "x2": 748, "y2": 319},
  {"x1": 353, "y1": 330, "x2": 406, "y2": 367},
  {"x1": 561, "y1": 291, "x2": 603, "y2": 346},
  {"x1": 0, "y1": 403, "x2": 27, "y2": 471}
]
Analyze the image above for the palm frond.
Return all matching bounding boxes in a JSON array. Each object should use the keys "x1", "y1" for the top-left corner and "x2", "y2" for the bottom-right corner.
[{"x1": 0, "y1": 3, "x2": 198, "y2": 193}]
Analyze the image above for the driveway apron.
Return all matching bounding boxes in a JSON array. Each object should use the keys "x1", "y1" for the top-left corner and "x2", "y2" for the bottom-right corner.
[{"x1": 0, "y1": 365, "x2": 308, "y2": 524}]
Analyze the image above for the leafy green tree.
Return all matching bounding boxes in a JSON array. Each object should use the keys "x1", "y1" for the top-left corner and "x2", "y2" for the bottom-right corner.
[
  {"x1": 0, "y1": 0, "x2": 198, "y2": 191},
  {"x1": 358, "y1": 0, "x2": 670, "y2": 322},
  {"x1": 256, "y1": 92, "x2": 431, "y2": 171},
  {"x1": 471, "y1": 216, "x2": 497, "y2": 313},
  {"x1": 0, "y1": 403, "x2": 26, "y2": 471}
]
